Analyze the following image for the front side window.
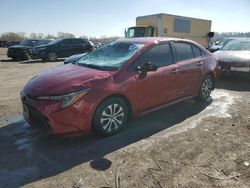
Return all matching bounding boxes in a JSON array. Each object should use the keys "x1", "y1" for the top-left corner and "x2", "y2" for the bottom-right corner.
[
  {"x1": 78, "y1": 41, "x2": 145, "y2": 70},
  {"x1": 192, "y1": 45, "x2": 202, "y2": 57},
  {"x1": 139, "y1": 43, "x2": 174, "y2": 67},
  {"x1": 19, "y1": 40, "x2": 35, "y2": 47},
  {"x1": 174, "y1": 42, "x2": 194, "y2": 62},
  {"x1": 126, "y1": 27, "x2": 146, "y2": 38}
]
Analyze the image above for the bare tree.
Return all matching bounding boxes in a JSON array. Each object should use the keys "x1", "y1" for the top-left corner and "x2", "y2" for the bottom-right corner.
[{"x1": 0, "y1": 32, "x2": 25, "y2": 41}]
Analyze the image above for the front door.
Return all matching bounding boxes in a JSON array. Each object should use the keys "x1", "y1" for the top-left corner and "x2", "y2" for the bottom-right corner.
[{"x1": 133, "y1": 43, "x2": 182, "y2": 112}]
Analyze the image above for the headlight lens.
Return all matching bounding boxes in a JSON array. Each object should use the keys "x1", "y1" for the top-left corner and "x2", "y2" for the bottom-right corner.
[{"x1": 36, "y1": 88, "x2": 90, "y2": 108}]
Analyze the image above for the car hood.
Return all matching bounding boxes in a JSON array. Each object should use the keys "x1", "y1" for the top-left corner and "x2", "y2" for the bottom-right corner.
[
  {"x1": 9, "y1": 45, "x2": 32, "y2": 49},
  {"x1": 24, "y1": 63, "x2": 112, "y2": 96},
  {"x1": 214, "y1": 50, "x2": 250, "y2": 66}
]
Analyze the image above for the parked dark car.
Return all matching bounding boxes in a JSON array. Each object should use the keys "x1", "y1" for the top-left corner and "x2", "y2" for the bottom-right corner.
[
  {"x1": 4, "y1": 41, "x2": 20, "y2": 48},
  {"x1": 64, "y1": 53, "x2": 88, "y2": 64},
  {"x1": 34, "y1": 38, "x2": 94, "y2": 61},
  {"x1": 7, "y1": 39, "x2": 53, "y2": 60},
  {"x1": 215, "y1": 38, "x2": 250, "y2": 76},
  {"x1": 21, "y1": 37, "x2": 217, "y2": 136}
]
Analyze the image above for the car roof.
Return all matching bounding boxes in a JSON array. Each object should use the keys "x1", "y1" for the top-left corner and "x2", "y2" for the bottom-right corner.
[{"x1": 117, "y1": 37, "x2": 196, "y2": 44}]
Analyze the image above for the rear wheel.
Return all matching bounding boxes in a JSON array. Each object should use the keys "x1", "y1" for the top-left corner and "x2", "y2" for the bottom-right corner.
[
  {"x1": 47, "y1": 52, "x2": 57, "y2": 61},
  {"x1": 93, "y1": 97, "x2": 128, "y2": 136},
  {"x1": 197, "y1": 75, "x2": 214, "y2": 101}
]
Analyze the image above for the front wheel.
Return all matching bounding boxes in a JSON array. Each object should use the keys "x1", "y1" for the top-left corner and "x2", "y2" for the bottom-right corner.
[
  {"x1": 47, "y1": 52, "x2": 57, "y2": 61},
  {"x1": 197, "y1": 75, "x2": 214, "y2": 101},
  {"x1": 93, "y1": 97, "x2": 128, "y2": 136}
]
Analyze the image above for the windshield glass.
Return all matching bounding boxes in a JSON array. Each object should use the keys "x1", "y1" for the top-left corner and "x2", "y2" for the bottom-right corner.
[
  {"x1": 126, "y1": 27, "x2": 146, "y2": 37},
  {"x1": 48, "y1": 39, "x2": 62, "y2": 45},
  {"x1": 19, "y1": 40, "x2": 35, "y2": 46},
  {"x1": 78, "y1": 41, "x2": 145, "y2": 70},
  {"x1": 36, "y1": 40, "x2": 52, "y2": 46},
  {"x1": 218, "y1": 39, "x2": 234, "y2": 46},
  {"x1": 221, "y1": 40, "x2": 250, "y2": 51}
]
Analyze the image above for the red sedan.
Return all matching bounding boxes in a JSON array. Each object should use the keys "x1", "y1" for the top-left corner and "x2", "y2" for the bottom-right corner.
[{"x1": 21, "y1": 38, "x2": 217, "y2": 136}]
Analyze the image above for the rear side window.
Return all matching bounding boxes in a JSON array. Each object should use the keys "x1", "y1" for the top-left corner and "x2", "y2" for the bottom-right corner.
[
  {"x1": 192, "y1": 45, "x2": 202, "y2": 57},
  {"x1": 72, "y1": 39, "x2": 84, "y2": 44},
  {"x1": 61, "y1": 39, "x2": 72, "y2": 45},
  {"x1": 174, "y1": 42, "x2": 194, "y2": 62},
  {"x1": 141, "y1": 43, "x2": 174, "y2": 67}
]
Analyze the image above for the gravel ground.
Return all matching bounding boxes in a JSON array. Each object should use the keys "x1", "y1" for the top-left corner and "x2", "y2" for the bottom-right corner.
[{"x1": 0, "y1": 48, "x2": 249, "y2": 188}]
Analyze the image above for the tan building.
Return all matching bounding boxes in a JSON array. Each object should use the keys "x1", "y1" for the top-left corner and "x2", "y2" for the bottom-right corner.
[{"x1": 126, "y1": 13, "x2": 212, "y2": 48}]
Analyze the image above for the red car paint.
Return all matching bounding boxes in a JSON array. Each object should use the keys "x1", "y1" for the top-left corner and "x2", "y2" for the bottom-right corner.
[{"x1": 21, "y1": 38, "x2": 217, "y2": 135}]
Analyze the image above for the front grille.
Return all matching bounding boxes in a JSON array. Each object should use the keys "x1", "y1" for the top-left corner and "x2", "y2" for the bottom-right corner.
[
  {"x1": 8, "y1": 48, "x2": 25, "y2": 57},
  {"x1": 23, "y1": 103, "x2": 52, "y2": 132}
]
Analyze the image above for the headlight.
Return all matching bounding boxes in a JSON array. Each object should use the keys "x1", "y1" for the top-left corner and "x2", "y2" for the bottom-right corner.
[{"x1": 36, "y1": 88, "x2": 90, "y2": 108}]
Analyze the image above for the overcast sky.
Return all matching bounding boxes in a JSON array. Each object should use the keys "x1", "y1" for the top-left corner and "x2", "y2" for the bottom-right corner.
[{"x1": 0, "y1": 0, "x2": 249, "y2": 38}]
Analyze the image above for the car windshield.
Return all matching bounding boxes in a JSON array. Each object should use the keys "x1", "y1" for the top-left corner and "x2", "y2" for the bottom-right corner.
[
  {"x1": 78, "y1": 41, "x2": 145, "y2": 70},
  {"x1": 48, "y1": 39, "x2": 62, "y2": 45},
  {"x1": 221, "y1": 40, "x2": 250, "y2": 51},
  {"x1": 19, "y1": 40, "x2": 35, "y2": 47},
  {"x1": 36, "y1": 40, "x2": 52, "y2": 46}
]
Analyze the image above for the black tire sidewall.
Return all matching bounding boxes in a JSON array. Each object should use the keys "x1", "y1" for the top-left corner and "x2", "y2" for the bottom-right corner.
[{"x1": 93, "y1": 97, "x2": 128, "y2": 136}]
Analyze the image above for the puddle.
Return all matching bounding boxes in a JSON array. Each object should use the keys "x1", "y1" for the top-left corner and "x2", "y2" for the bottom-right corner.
[{"x1": 151, "y1": 89, "x2": 237, "y2": 139}]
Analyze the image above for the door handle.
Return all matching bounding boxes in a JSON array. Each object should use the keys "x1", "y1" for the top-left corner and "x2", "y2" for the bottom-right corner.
[
  {"x1": 196, "y1": 62, "x2": 203, "y2": 66},
  {"x1": 171, "y1": 69, "x2": 179, "y2": 74}
]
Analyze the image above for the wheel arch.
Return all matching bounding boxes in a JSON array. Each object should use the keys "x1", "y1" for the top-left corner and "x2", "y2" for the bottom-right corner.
[{"x1": 94, "y1": 94, "x2": 134, "y2": 120}]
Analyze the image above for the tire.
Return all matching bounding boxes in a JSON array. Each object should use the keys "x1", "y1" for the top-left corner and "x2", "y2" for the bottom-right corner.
[
  {"x1": 93, "y1": 97, "x2": 128, "y2": 136},
  {"x1": 47, "y1": 52, "x2": 57, "y2": 62},
  {"x1": 197, "y1": 75, "x2": 214, "y2": 101},
  {"x1": 24, "y1": 54, "x2": 31, "y2": 61}
]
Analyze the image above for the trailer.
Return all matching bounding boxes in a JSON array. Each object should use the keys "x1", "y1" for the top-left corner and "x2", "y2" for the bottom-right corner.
[{"x1": 125, "y1": 13, "x2": 214, "y2": 48}]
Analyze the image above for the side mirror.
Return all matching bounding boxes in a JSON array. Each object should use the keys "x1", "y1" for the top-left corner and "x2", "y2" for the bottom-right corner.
[
  {"x1": 124, "y1": 29, "x2": 128, "y2": 37},
  {"x1": 215, "y1": 41, "x2": 220, "y2": 45},
  {"x1": 136, "y1": 62, "x2": 158, "y2": 73}
]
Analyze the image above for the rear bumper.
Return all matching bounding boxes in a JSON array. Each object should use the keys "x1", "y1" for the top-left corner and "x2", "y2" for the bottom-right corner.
[{"x1": 218, "y1": 65, "x2": 250, "y2": 76}]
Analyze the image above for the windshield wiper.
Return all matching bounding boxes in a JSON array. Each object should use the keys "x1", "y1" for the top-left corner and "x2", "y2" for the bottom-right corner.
[{"x1": 78, "y1": 63, "x2": 117, "y2": 71}]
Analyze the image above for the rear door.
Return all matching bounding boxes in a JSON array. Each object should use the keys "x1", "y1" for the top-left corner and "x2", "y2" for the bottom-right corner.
[
  {"x1": 172, "y1": 42, "x2": 204, "y2": 97},
  {"x1": 133, "y1": 43, "x2": 182, "y2": 112},
  {"x1": 71, "y1": 39, "x2": 84, "y2": 55},
  {"x1": 57, "y1": 39, "x2": 73, "y2": 57}
]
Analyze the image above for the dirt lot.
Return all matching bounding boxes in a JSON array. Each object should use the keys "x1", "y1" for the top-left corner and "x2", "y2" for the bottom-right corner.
[
  {"x1": 0, "y1": 48, "x2": 63, "y2": 125},
  {"x1": 0, "y1": 48, "x2": 250, "y2": 188}
]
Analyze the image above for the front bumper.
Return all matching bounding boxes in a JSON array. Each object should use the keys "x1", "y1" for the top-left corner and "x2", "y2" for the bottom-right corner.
[
  {"x1": 20, "y1": 93, "x2": 96, "y2": 135},
  {"x1": 7, "y1": 49, "x2": 27, "y2": 59}
]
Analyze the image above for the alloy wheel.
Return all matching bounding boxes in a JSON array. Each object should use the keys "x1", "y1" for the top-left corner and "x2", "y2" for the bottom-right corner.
[
  {"x1": 201, "y1": 77, "x2": 213, "y2": 99},
  {"x1": 100, "y1": 103, "x2": 125, "y2": 133}
]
